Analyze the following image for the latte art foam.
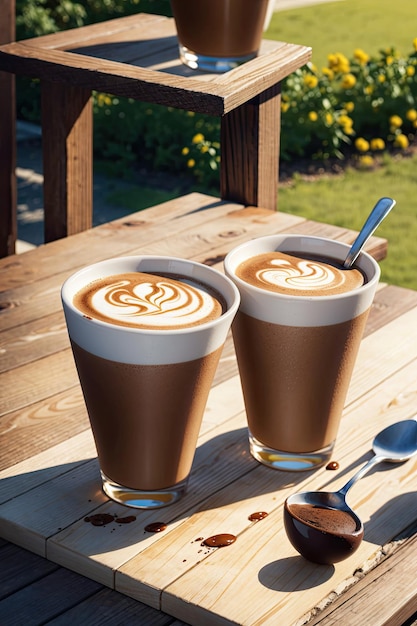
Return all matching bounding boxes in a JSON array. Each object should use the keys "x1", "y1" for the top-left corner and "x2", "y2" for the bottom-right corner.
[
  {"x1": 236, "y1": 252, "x2": 364, "y2": 296},
  {"x1": 74, "y1": 272, "x2": 224, "y2": 329}
]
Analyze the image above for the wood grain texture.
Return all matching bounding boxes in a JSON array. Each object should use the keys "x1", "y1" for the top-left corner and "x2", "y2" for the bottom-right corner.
[
  {"x1": 0, "y1": 15, "x2": 311, "y2": 115},
  {"x1": 0, "y1": 540, "x2": 190, "y2": 625},
  {"x1": 1, "y1": 194, "x2": 415, "y2": 626},
  {"x1": 0, "y1": 0, "x2": 16, "y2": 257},
  {"x1": 309, "y1": 523, "x2": 417, "y2": 626},
  {"x1": 221, "y1": 84, "x2": 281, "y2": 210},
  {"x1": 42, "y1": 81, "x2": 93, "y2": 242}
]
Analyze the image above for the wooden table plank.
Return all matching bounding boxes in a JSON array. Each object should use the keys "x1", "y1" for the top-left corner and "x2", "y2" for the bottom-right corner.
[
  {"x1": 0, "y1": 540, "x2": 189, "y2": 626},
  {"x1": 0, "y1": 194, "x2": 241, "y2": 289},
  {"x1": 0, "y1": 541, "x2": 58, "y2": 600},
  {"x1": 0, "y1": 567, "x2": 102, "y2": 625}
]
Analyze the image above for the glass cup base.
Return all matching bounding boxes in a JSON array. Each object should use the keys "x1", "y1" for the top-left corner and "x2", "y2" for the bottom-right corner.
[
  {"x1": 178, "y1": 44, "x2": 257, "y2": 73},
  {"x1": 101, "y1": 472, "x2": 188, "y2": 508},
  {"x1": 249, "y1": 433, "x2": 334, "y2": 471}
]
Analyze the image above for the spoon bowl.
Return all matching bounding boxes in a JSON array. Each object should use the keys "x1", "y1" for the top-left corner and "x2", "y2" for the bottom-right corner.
[
  {"x1": 284, "y1": 492, "x2": 364, "y2": 565},
  {"x1": 284, "y1": 419, "x2": 417, "y2": 565}
]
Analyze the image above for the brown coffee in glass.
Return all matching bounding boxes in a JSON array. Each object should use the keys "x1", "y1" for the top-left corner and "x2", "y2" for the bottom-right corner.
[
  {"x1": 224, "y1": 235, "x2": 380, "y2": 470},
  {"x1": 62, "y1": 256, "x2": 239, "y2": 507}
]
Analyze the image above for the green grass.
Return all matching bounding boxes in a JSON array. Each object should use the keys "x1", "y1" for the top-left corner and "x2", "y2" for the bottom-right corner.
[{"x1": 266, "y1": 0, "x2": 417, "y2": 69}]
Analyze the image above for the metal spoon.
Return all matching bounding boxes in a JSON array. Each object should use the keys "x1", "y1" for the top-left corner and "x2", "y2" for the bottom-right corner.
[
  {"x1": 343, "y1": 196, "x2": 396, "y2": 268},
  {"x1": 284, "y1": 419, "x2": 417, "y2": 564}
]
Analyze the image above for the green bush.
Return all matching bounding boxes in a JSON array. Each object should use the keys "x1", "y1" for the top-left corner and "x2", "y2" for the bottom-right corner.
[
  {"x1": 92, "y1": 96, "x2": 220, "y2": 189},
  {"x1": 279, "y1": 45, "x2": 417, "y2": 165}
]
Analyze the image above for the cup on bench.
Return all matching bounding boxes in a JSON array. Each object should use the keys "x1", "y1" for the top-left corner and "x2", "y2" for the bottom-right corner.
[{"x1": 171, "y1": 0, "x2": 270, "y2": 72}]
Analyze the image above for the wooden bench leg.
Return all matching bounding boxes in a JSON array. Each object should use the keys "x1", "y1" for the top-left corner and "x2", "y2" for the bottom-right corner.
[
  {"x1": 41, "y1": 81, "x2": 93, "y2": 243},
  {"x1": 0, "y1": 71, "x2": 16, "y2": 257},
  {"x1": 0, "y1": 0, "x2": 16, "y2": 257},
  {"x1": 220, "y1": 83, "x2": 281, "y2": 212}
]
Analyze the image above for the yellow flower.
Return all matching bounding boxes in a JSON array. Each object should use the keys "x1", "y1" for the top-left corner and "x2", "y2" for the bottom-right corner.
[
  {"x1": 389, "y1": 115, "x2": 403, "y2": 129},
  {"x1": 304, "y1": 74, "x2": 318, "y2": 88},
  {"x1": 327, "y1": 52, "x2": 350, "y2": 74},
  {"x1": 394, "y1": 134, "x2": 409, "y2": 149},
  {"x1": 192, "y1": 133, "x2": 204, "y2": 144},
  {"x1": 355, "y1": 137, "x2": 370, "y2": 152},
  {"x1": 364, "y1": 85, "x2": 374, "y2": 95},
  {"x1": 370, "y1": 138, "x2": 385, "y2": 151},
  {"x1": 187, "y1": 158, "x2": 196, "y2": 168},
  {"x1": 338, "y1": 115, "x2": 354, "y2": 134},
  {"x1": 200, "y1": 145, "x2": 209, "y2": 153},
  {"x1": 386, "y1": 55, "x2": 394, "y2": 65},
  {"x1": 353, "y1": 48, "x2": 370, "y2": 65},
  {"x1": 181, "y1": 147, "x2": 190, "y2": 155},
  {"x1": 413, "y1": 38, "x2": 417, "y2": 52},
  {"x1": 341, "y1": 73, "x2": 356, "y2": 89},
  {"x1": 308, "y1": 111, "x2": 318, "y2": 122},
  {"x1": 96, "y1": 93, "x2": 112, "y2": 107},
  {"x1": 338, "y1": 114, "x2": 351, "y2": 125},
  {"x1": 281, "y1": 101, "x2": 290, "y2": 113},
  {"x1": 377, "y1": 74, "x2": 386, "y2": 83},
  {"x1": 406, "y1": 109, "x2": 417, "y2": 122},
  {"x1": 322, "y1": 67, "x2": 334, "y2": 80},
  {"x1": 344, "y1": 101, "x2": 355, "y2": 113},
  {"x1": 325, "y1": 112, "x2": 333, "y2": 125},
  {"x1": 358, "y1": 155, "x2": 374, "y2": 168},
  {"x1": 406, "y1": 66, "x2": 415, "y2": 77}
]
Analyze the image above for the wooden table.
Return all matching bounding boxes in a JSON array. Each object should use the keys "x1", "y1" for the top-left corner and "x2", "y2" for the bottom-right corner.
[{"x1": 1, "y1": 193, "x2": 417, "y2": 625}]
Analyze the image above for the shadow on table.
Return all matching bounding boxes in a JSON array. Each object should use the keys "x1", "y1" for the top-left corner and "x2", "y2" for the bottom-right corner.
[
  {"x1": 69, "y1": 36, "x2": 213, "y2": 78},
  {"x1": 258, "y1": 556, "x2": 335, "y2": 591}
]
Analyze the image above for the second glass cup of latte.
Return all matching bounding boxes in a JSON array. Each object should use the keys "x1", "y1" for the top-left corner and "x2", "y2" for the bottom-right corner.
[
  {"x1": 62, "y1": 256, "x2": 240, "y2": 508},
  {"x1": 224, "y1": 235, "x2": 380, "y2": 470}
]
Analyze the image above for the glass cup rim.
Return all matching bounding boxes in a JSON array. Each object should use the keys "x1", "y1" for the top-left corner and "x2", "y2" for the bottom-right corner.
[
  {"x1": 224, "y1": 234, "x2": 380, "y2": 303},
  {"x1": 61, "y1": 254, "x2": 240, "y2": 336}
]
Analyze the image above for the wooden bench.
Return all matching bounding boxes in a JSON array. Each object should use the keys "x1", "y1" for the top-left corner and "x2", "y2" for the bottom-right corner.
[{"x1": 0, "y1": 12, "x2": 311, "y2": 256}]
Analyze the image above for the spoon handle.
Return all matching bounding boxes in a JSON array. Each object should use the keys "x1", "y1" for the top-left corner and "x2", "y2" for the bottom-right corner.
[
  {"x1": 343, "y1": 197, "x2": 396, "y2": 268},
  {"x1": 337, "y1": 454, "x2": 385, "y2": 498}
]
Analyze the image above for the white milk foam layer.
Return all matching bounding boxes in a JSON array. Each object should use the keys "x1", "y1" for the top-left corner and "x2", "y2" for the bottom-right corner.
[
  {"x1": 224, "y1": 235, "x2": 380, "y2": 327},
  {"x1": 89, "y1": 275, "x2": 219, "y2": 328},
  {"x1": 256, "y1": 257, "x2": 348, "y2": 292}
]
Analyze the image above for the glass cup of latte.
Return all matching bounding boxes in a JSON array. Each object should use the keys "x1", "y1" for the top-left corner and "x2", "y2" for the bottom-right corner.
[
  {"x1": 170, "y1": 0, "x2": 270, "y2": 73},
  {"x1": 224, "y1": 235, "x2": 380, "y2": 471},
  {"x1": 61, "y1": 256, "x2": 240, "y2": 508}
]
